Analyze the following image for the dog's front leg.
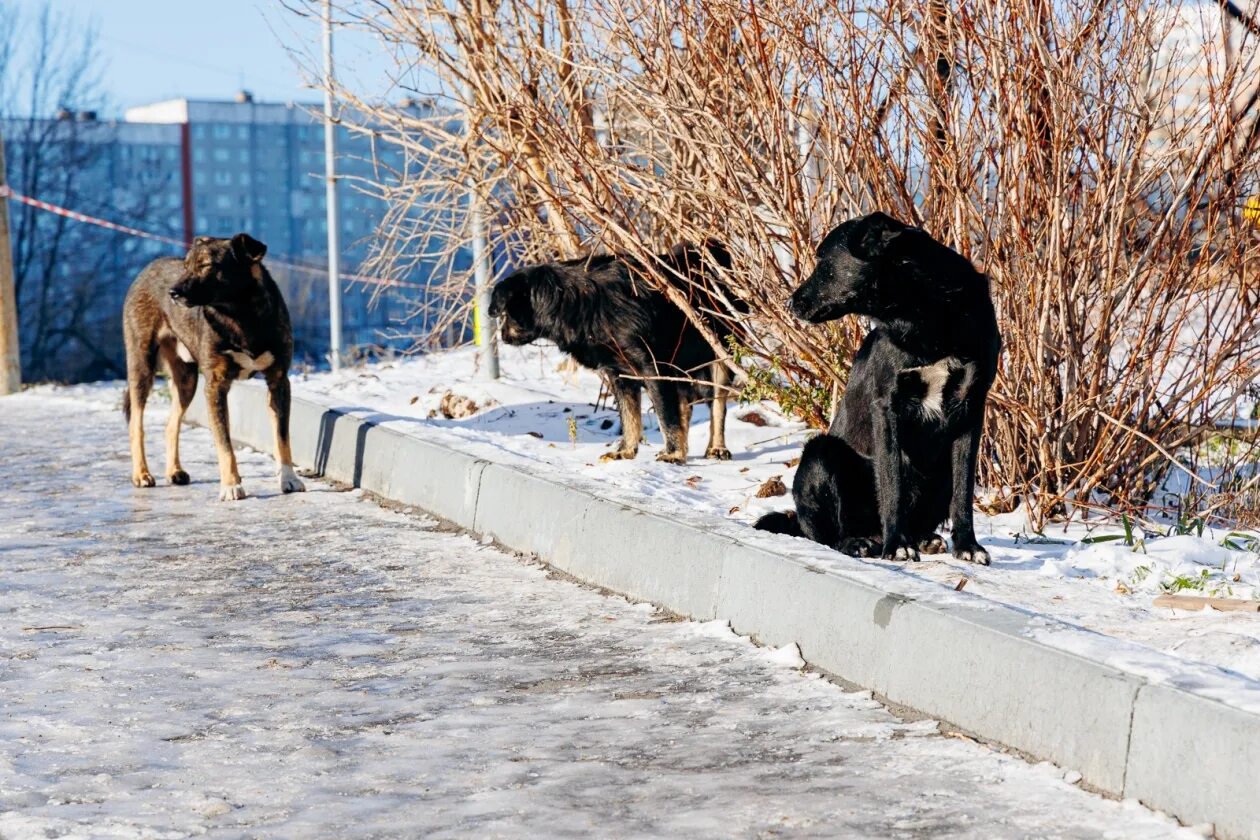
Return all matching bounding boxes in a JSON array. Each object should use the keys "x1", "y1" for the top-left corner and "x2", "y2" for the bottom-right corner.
[
  {"x1": 267, "y1": 370, "x2": 305, "y2": 494},
  {"x1": 205, "y1": 375, "x2": 246, "y2": 501},
  {"x1": 646, "y1": 379, "x2": 687, "y2": 464},
  {"x1": 874, "y1": 398, "x2": 917, "y2": 560},
  {"x1": 949, "y1": 423, "x2": 989, "y2": 564},
  {"x1": 705, "y1": 361, "x2": 732, "y2": 460},
  {"x1": 600, "y1": 377, "x2": 642, "y2": 462}
]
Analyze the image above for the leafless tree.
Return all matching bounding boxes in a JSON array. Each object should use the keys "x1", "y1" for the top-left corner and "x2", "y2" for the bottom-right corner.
[
  {"x1": 0, "y1": 1, "x2": 179, "y2": 382},
  {"x1": 305, "y1": 0, "x2": 1260, "y2": 528}
]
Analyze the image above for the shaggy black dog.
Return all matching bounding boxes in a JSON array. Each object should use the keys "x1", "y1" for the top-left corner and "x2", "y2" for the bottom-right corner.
[
  {"x1": 756, "y1": 212, "x2": 1000, "y2": 563},
  {"x1": 488, "y1": 241, "x2": 741, "y2": 464}
]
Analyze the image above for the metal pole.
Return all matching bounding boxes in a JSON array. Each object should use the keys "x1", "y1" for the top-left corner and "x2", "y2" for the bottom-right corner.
[
  {"x1": 323, "y1": 0, "x2": 344, "y2": 372},
  {"x1": 0, "y1": 132, "x2": 21, "y2": 395},
  {"x1": 465, "y1": 83, "x2": 498, "y2": 379}
]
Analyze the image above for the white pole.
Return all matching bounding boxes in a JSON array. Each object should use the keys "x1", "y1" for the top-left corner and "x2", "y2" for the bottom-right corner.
[
  {"x1": 465, "y1": 82, "x2": 498, "y2": 379},
  {"x1": 323, "y1": 0, "x2": 343, "y2": 372}
]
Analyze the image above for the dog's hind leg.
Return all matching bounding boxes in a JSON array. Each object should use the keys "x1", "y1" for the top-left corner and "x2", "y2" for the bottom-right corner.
[
  {"x1": 204, "y1": 375, "x2": 246, "y2": 501},
  {"x1": 125, "y1": 325, "x2": 158, "y2": 488},
  {"x1": 266, "y1": 370, "x2": 305, "y2": 494},
  {"x1": 600, "y1": 377, "x2": 643, "y2": 462},
  {"x1": 794, "y1": 434, "x2": 881, "y2": 556},
  {"x1": 647, "y1": 380, "x2": 687, "y2": 464},
  {"x1": 705, "y1": 361, "x2": 732, "y2": 460},
  {"x1": 159, "y1": 343, "x2": 197, "y2": 486}
]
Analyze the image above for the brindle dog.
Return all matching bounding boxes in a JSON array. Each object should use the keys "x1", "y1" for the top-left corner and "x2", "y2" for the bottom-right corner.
[{"x1": 122, "y1": 233, "x2": 305, "y2": 501}]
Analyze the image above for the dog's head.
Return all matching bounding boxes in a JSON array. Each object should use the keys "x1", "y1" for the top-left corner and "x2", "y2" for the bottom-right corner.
[
  {"x1": 488, "y1": 265, "x2": 560, "y2": 346},
  {"x1": 169, "y1": 233, "x2": 268, "y2": 308},
  {"x1": 789, "y1": 212, "x2": 913, "y2": 323}
]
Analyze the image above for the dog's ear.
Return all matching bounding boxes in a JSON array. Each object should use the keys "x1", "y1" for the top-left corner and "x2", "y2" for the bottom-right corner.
[
  {"x1": 702, "y1": 238, "x2": 732, "y2": 271},
  {"x1": 526, "y1": 265, "x2": 565, "y2": 318},
  {"x1": 231, "y1": 233, "x2": 267, "y2": 264},
  {"x1": 852, "y1": 212, "x2": 907, "y2": 259}
]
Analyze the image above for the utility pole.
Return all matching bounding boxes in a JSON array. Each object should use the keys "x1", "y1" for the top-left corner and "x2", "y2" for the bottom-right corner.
[
  {"x1": 0, "y1": 132, "x2": 20, "y2": 395},
  {"x1": 322, "y1": 0, "x2": 344, "y2": 372},
  {"x1": 464, "y1": 81, "x2": 499, "y2": 379}
]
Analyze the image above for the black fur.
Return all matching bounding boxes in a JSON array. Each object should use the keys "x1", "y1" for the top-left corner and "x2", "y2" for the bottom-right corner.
[
  {"x1": 488, "y1": 241, "x2": 743, "y2": 464},
  {"x1": 755, "y1": 212, "x2": 1000, "y2": 563}
]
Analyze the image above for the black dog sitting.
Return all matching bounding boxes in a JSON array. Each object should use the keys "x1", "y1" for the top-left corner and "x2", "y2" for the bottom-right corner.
[
  {"x1": 756, "y1": 212, "x2": 1000, "y2": 563},
  {"x1": 488, "y1": 241, "x2": 743, "y2": 464}
]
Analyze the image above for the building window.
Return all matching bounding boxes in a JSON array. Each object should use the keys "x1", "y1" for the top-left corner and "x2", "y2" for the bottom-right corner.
[
  {"x1": 237, "y1": 125, "x2": 249, "y2": 140},
  {"x1": 193, "y1": 148, "x2": 206, "y2": 163},
  {"x1": 214, "y1": 170, "x2": 231, "y2": 186},
  {"x1": 213, "y1": 148, "x2": 230, "y2": 163},
  {"x1": 213, "y1": 124, "x2": 232, "y2": 140}
]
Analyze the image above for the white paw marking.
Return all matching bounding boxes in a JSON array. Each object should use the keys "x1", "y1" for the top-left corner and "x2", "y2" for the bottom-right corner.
[
  {"x1": 278, "y1": 464, "x2": 306, "y2": 494},
  {"x1": 228, "y1": 350, "x2": 274, "y2": 379},
  {"x1": 219, "y1": 483, "x2": 247, "y2": 501},
  {"x1": 905, "y1": 357, "x2": 961, "y2": 420},
  {"x1": 893, "y1": 545, "x2": 919, "y2": 561},
  {"x1": 176, "y1": 341, "x2": 195, "y2": 363},
  {"x1": 957, "y1": 548, "x2": 991, "y2": 565}
]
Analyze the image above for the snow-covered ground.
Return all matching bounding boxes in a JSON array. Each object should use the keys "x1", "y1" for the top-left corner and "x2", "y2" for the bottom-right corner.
[
  {"x1": 0, "y1": 391, "x2": 1208, "y2": 837},
  {"x1": 289, "y1": 346, "x2": 1260, "y2": 687}
]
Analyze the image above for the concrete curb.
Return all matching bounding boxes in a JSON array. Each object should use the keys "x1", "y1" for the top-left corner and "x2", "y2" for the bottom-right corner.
[{"x1": 188, "y1": 384, "x2": 1260, "y2": 840}]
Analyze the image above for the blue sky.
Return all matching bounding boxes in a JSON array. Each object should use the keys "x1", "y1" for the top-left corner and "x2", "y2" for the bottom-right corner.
[{"x1": 9, "y1": 0, "x2": 408, "y2": 113}]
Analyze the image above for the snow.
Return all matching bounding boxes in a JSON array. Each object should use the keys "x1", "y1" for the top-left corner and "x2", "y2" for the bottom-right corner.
[
  {"x1": 284, "y1": 345, "x2": 1260, "y2": 691},
  {"x1": 0, "y1": 391, "x2": 1206, "y2": 837}
]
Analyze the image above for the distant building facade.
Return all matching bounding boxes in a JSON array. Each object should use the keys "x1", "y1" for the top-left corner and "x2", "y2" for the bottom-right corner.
[{"x1": 2, "y1": 94, "x2": 452, "y2": 380}]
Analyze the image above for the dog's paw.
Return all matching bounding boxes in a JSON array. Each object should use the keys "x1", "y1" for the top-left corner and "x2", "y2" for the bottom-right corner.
[
  {"x1": 704, "y1": 446, "x2": 732, "y2": 461},
  {"x1": 599, "y1": 448, "x2": 637, "y2": 463},
  {"x1": 132, "y1": 471, "x2": 156, "y2": 488},
  {"x1": 882, "y1": 535, "x2": 920, "y2": 562},
  {"x1": 838, "y1": 537, "x2": 881, "y2": 558},
  {"x1": 168, "y1": 469, "x2": 190, "y2": 486},
  {"x1": 219, "y1": 483, "x2": 247, "y2": 502},
  {"x1": 278, "y1": 464, "x2": 306, "y2": 494},
  {"x1": 952, "y1": 541, "x2": 991, "y2": 565},
  {"x1": 655, "y1": 451, "x2": 687, "y2": 465},
  {"x1": 917, "y1": 534, "x2": 947, "y2": 555}
]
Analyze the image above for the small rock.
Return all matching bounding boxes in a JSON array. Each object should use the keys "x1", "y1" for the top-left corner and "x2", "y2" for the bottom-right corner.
[
  {"x1": 409, "y1": 395, "x2": 420, "y2": 405},
  {"x1": 756, "y1": 475, "x2": 788, "y2": 498},
  {"x1": 686, "y1": 475, "x2": 703, "y2": 488},
  {"x1": 738, "y1": 411, "x2": 769, "y2": 426},
  {"x1": 600, "y1": 418, "x2": 614, "y2": 430},
  {"x1": 526, "y1": 431, "x2": 544, "y2": 439}
]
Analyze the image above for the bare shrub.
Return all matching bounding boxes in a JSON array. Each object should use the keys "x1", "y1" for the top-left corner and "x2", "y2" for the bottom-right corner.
[{"x1": 305, "y1": 0, "x2": 1260, "y2": 528}]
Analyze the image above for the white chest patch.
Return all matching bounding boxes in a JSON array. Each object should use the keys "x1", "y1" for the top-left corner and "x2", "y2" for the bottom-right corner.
[
  {"x1": 175, "y1": 341, "x2": 195, "y2": 363},
  {"x1": 905, "y1": 357, "x2": 961, "y2": 419},
  {"x1": 228, "y1": 350, "x2": 275, "y2": 379}
]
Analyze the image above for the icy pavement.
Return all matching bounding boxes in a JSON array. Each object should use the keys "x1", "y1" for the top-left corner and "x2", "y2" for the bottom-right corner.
[{"x1": 0, "y1": 392, "x2": 1203, "y2": 838}]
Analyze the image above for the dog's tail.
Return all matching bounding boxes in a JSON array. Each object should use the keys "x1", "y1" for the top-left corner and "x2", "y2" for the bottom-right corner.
[
  {"x1": 121, "y1": 387, "x2": 130, "y2": 422},
  {"x1": 754, "y1": 510, "x2": 801, "y2": 536}
]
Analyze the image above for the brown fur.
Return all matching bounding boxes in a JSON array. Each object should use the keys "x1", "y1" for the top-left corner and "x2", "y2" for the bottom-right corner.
[{"x1": 122, "y1": 233, "x2": 305, "y2": 500}]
